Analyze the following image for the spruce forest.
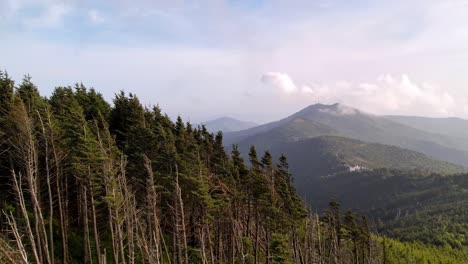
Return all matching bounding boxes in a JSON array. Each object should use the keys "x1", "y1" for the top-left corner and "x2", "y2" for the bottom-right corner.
[
  {"x1": 3, "y1": 0, "x2": 468, "y2": 263},
  {"x1": 0, "y1": 71, "x2": 467, "y2": 264}
]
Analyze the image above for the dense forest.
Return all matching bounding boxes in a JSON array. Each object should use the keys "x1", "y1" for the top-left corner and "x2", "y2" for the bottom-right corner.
[
  {"x1": 307, "y1": 168, "x2": 468, "y2": 248},
  {"x1": 0, "y1": 71, "x2": 467, "y2": 263}
]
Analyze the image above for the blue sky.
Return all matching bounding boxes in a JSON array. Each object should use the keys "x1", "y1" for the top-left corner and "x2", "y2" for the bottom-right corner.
[{"x1": 1, "y1": 0, "x2": 468, "y2": 123}]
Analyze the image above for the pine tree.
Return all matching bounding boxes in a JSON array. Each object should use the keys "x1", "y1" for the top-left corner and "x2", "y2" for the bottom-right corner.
[
  {"x1": 1, "y1": 71, "x2": 453, "y2": 264},
  {"x1": 73, "y1": 83, "x2": 111, "y2": 121},
  {"x1": 0, "y1": 70, "x2": 15, "y2": 204},
  {"x1": 270, "y1": 233, "x2": 293, "y2": 264}
]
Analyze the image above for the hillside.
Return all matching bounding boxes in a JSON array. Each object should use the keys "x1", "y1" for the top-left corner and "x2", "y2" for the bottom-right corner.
[
  {"x1": 2, "y1": 72, "x2": 411, "y2": 263},
  {"x1": 273, "y1": 136, "x2": 465, "y2": 178},
  {"x1": 199, "y1": 116, "x2": 258, "y2": 132},
  {"x1": 309, "y1": 169, "x2": 468, "y2": 249},
  {"x1": 225, "y1": 103, "x2": 468, "y2": 166},
  {"x1": 386, "y1": 115, "x2": 468, "y2": 141}
]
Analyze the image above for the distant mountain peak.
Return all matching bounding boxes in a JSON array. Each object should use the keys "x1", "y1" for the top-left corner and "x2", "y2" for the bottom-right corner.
[
  {"x1": 199, "y1": 116, "x2": 258, "y2": 133},
  {"x1": 292, "y1": 103, "x2": 363, "y2": 119},
  {"x1": 225, "y1": 102, "x2": 468, "y2": 167},
  {"x1": 209, "y1": 116, "x2": 239, "y2": 122},
  {"x1": 317, "y1": 103, "x2": 359, "y2": 116}
]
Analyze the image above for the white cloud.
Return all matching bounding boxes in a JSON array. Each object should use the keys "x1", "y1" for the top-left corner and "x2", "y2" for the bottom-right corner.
[
  {"x1": 301, "y1": 86, "x2": 314, "y2": 94},
  {"x1": 2, "y1": 0, "x2": 468, "y2": 122},
  {"x1": 319, "y1": 104, "x2": 358, "y2": 116},
  {"x1": 261, "y1": 72, "x2": 299, "y2": 94},
  {"x1": 264, "y1": 72, "x2": 466, "y2": 118},
  {"x1": 0, "y1": 35, "x2": 251, "y2": 123}
]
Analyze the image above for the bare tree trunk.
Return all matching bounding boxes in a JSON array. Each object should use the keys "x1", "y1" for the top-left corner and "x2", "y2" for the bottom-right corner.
[
  {"x1": 109, "y1": 205, "x2": 118, "y2": 264},
  {"x1": 175, "y1": 164, "x2": 189, "y2": 264},
  {"x1": 3, "y1": 211, "x2": 30, "y2": 263},
  {"x1": 104, "y1": 167, "x2": 119, "y2": 264},
  {"x1": 90, "y1": 191, "x2": 102, "y2": 263},
  {"x1": 143, "y1": 156, "x2": 162, "y2": 264},
  {"x1": 10, "y1": 171, "x2": 41, "y2": 263},
  {"x1": 83, "y1": 185, "x2": 92, "y2": 264},
  {"x1": 254, "y1": 209, "x2": 259, "y2": 264},
  {"x1": 160, "y1": 227, "x2": 172, "y2": 264},
  {"x1": 117, "y1": 197, "x2": 126, "y2": 264},
  {"x1": 37, "y1": 112, "x2": 55, "y2": 264},
  {"x1": 206, "y1": 224, "x2": 215, "y2": 264},
  {"x1": 316, "y1": 214, "x2": 323, "y2": 264},
  {"x1": 266, "y1": 222, "x2": 270, "y2": 264},
  {"x1": 199, "y1": 225, "x2": 207, "y2": 264},
  {"x1": 95, "y1": 123, "x2": 119, "y2": 264},
  {"x1": 49, "y1": 122, "x2": 68, "y2": 264},
  {"x1": 11, "y1": 103, "x2": 52, "y2": 264},
  {"x1": 64, "y1": 177, "x2": 70, "y2": 261},
  {"x1": 126, "y1": 196, "x2": 136, "y2": 264},
  {"x1": 230, "y1": 220, "x2": 236, "y2": 264},
  {"x1": 119, "y1": 172, "x2": 135, "y2": 264}
]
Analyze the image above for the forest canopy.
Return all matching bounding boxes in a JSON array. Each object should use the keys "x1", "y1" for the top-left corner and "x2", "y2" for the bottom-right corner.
[{"x1": 0, "y1": 71, "x2": 467, "y2": 263}]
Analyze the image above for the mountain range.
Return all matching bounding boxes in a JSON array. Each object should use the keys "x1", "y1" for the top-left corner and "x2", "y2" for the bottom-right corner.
[
  {"x1": 309, "y1": 168, "x2": 468, "y2": 248},
  {"x1": 224, "y1": 103, "x2": 468, "y2": 167},
  {"x1": 198, "y1": 116, "x2": 258, "y2": 132},
  {"x1": 385, "y1": 115, "x2": 468, "y2": 142},
  {"x1": 274, "y1": 135, "x2": 465, "y2": 177},
  {"x1": 219, "y1": 103, "x2": 468, "y2": 249}
]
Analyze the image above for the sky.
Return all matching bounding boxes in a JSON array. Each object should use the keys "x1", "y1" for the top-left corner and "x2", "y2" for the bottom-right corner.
[{"x1": 1, "y1": 0, "x2": 468, "y2": 123}]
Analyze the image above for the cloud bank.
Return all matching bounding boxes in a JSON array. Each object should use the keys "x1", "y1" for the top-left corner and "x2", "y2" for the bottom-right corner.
[
  {"x1": 261, "y1": 72, "x2": 299, "y2": 94},
  {"x1": 262, "y1": 72, "x2": 467, "y2": 117},
  {"x1": 2, "y1": 0, "x2": 468, "y2": 122}
]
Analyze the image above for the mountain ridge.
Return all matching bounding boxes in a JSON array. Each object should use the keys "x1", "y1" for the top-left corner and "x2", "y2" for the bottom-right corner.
[
  {"x1": 274, "y1": 135, "x2": 465, "y2": 178},
  {"x1": 199, "y1": 116, "x2": 258, "y2": 132},
  {"x1": 225, "y1": 103, "x2": 468, "y2": 166},
  {"x1": 386, "y1": 115, "x2": 468, "y2": 141}
]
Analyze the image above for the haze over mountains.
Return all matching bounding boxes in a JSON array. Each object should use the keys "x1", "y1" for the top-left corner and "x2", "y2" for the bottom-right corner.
[
  {"x1": 4, "y1": 0, "x2": 468, "y2": 260},
  {"x1": 1, "y1": 70, "x2": 467, "y2": 261},
  {"x1": 386, "y1": 115, "x2": 468, "y2": 142},
  {"x1": 198, "y1": 117, "x2": 258, "y2": 132},
  {"x1": 274, "y1": 135, "x2": 465, "y2": 176},
  {"x1": 220, "y1": 103, "x2": 468, "y2": 250},
  {"x1": 224, "y1": 103, "x2": 468, "y2": 167}
]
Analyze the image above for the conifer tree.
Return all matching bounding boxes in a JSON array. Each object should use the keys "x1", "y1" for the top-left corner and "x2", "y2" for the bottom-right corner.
[
  {"x1": 0, "y1": 71, "x2": 15, "y2": 204},
  {"x1": 0, "y1": 71, "x2": 453, "y2": 264}
]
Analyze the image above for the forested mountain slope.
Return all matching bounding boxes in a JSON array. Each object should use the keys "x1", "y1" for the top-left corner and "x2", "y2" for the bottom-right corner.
[
  {"x1": 223, "y1": 103, "x2": 468, "y2": 261},
  {"x1": 386, "y1": 115, "x2": 468, "y2": 141},
  {"x1": 4, "y1": 71, "x2": 461, "y2": 263},
  {"x1": 308, "y1": 169, "x2": 468, "y2": 250},
  {"x1": 274, "y1": 136, "x2": 465, "y2": 177},
  {"x1": 226, "y1": 103, "x2": 468, "y2": 166}
]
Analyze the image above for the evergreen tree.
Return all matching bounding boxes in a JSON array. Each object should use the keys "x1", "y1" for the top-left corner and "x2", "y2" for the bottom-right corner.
[
  {"x1": 1, "y1": 71, "x2": 463, "y2": 264},
  {"x1": 270, "y1": 233, "x2": 293, "y2": 264},
  {"x1": 0, "y1": 71, "x2": 15, "y2": 201},
  {"x1": 73, "y1": 83, "x2": 111, "y2": 121}
]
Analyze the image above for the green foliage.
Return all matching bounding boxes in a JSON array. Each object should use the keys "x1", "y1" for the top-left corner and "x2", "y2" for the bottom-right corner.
[
  {"x1": 226, "y1": 103, "x2": 468, "y2": 167},
  {"x1": 311, "y1": 168, "x2": 468, "y2": 251},
  {"x1": 0, "y1": 70, "x2": 15, "y2": 199},
  {"x1": 15, "y1": 74, "x2": 44, "y2": 112},
  {"x1": 73, "y1": 83, "x2": 111, "y2": 121},
  {"x1": 381, "y1": 237, "x2": 468, "y2": 264},
  {"x1": 279, "y1": 136, "x2": 465, "y2": 184},
  {"x1": 270, "y1": 233, "x2": 293, "y2": 264},
  {"x1": 1, "y1": 71, "x2": 467, "y2": 264},
  {"x1": 0, "y1": 70, "x2": 14, "y2": 116}
]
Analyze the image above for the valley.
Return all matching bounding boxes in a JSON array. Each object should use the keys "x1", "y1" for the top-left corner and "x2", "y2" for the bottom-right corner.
[
  {"x1": 3, "y1": 1, "x2": 468, "y2": 262},
  {"x1": 221, "y1": 103, "x2": 468, "y2": 255}
]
